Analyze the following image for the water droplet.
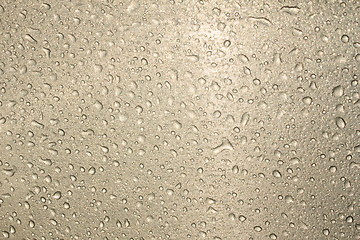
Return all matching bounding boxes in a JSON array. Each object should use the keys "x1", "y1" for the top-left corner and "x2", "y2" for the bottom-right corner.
[
  {"x1": 223, "y1": 40, "x2": 231, "y2": 48},
  {"x1": 272, "y1": 170, "x2": 282, "y2": 178},
  {"x1": 52, "y1": 191, "x2": 62, "y2": 200},
  {"x1": 341, "y1": 35, "x2": 350, "y2": 43},
  {"x1": 212, "y1": 139, "x2": 234, "y2": 155},
  {"x1": 332, "y1": 85, "x2": 344, "y2": 97},
  {"x1": 335, "y1": 117, "x2": 346, "y2": 129}
]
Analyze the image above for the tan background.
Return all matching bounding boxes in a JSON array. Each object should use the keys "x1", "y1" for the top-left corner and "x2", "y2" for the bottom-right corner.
[{"x1": 0, "y1": 0, "x2": 359, "y2": 239}]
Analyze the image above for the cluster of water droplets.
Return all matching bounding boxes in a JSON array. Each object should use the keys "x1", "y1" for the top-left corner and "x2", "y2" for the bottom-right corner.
[{"x1": 0, "y1": 1, "x2": 359, "y2": 239}]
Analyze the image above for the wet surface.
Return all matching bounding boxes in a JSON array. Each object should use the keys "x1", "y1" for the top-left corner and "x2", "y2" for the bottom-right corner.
[{"x1": 0, "y1": 1, "x2": 359, "y2": 239}]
